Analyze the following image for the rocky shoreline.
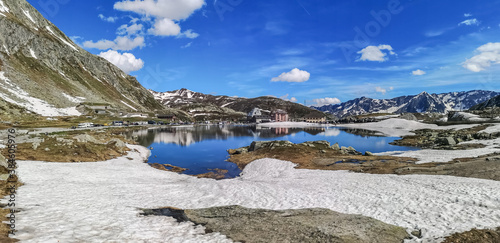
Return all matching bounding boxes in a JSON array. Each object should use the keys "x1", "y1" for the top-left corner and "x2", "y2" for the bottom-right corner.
[{"x1": 227, "y1": 137, "x2": 500, "y2": 181}]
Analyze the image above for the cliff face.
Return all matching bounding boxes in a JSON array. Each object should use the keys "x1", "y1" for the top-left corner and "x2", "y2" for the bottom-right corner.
[{"x1": 0, "y1": 0, "x2": 164, "y2": 118}]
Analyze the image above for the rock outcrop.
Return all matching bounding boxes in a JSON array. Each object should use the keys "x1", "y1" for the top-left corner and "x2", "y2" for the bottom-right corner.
[{"x1": 143, "y1": 205, "x2": 410, "y2": 243}]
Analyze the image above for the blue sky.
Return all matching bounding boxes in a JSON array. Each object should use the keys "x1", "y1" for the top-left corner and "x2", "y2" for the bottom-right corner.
[{"x1": 27, "y1": 0, "x2": 500, "y2": 106}]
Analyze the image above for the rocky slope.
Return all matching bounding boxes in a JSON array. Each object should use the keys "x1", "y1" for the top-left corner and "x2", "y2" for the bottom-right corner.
[
  {"x1": 470, "y1": 94, "x2": 500, "y2": 110},
  {"x1": 150, "y1": 88, "x2": 326, "y2": 121},
  {"x1": 314, "y1": 90, "x2": 500, "y2": 118},
  {"x1": 0, "y1": 0, "x2": 164, "y2": 119}
]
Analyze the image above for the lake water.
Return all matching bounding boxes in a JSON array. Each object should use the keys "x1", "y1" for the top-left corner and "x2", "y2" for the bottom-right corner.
[{"x1": 130, "y1": 125, "x2": 418, "y2": 178}]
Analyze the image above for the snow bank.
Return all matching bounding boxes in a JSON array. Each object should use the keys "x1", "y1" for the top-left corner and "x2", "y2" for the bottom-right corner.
[
  {"x1": 340, "y1": 118, "x2": 476, "y2": 137},
  {"x1": 377, "y1": 137, "x2": 500, "y2": 164},
  {"x1": 8, "y1": 147, "x2": 500, "y2": 242},
  {"x1": 257, "y1": 122, "x2": 333, "y2": 128}
]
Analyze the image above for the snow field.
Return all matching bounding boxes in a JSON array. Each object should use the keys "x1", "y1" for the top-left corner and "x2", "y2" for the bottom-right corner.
[{"x1": 7, "y1": 145, "x2": 500, "y2": 243}]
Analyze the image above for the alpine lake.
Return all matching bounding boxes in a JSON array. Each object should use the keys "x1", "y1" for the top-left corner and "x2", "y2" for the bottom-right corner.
[{"x1": 127, "y1": 125, "x2": 419, "y2": 178}]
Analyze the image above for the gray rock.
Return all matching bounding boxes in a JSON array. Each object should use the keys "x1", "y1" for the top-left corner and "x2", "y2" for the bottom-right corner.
[
  {"x1": 181, "y1": 205, "x2": 410, "y2": 243},
  {"x1": 44, "y1": 148, "x2": 50, "y2": 152},
  {"x1": 0, "y1": 153, "x2": 8, "y2": 169},
  {"x1": 365, "y1": 151, "x2": 373, "y2": 156},
  {"x1": 107, "y1": 138, "x2": 126, "y2": 148},
  {"x1": 331, "y1": 142, "x2": 340, "y2": 150},
  {"x1": 400, "y1": 113, "x2": 418, "y2": 121},
  {"x1": 436, "y1": 137, "x2": 456, "y2": 146},
  {"x1": 56, "y1": 137, "x2": 74, "y2": 145},
  {"x1": 249, "y1": 140, "x2": 294, "y2": 151},
  {"x1": 73, "y1": 134, "x2": 100, "y2": 144},
  {"x1": 32, "y1": 141, "x2": 40, "y2": 150}
]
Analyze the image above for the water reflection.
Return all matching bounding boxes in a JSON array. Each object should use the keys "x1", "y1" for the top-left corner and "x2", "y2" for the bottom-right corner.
[
  {"x1": 127, "y1": 125, "x2": 418, "y2": 178},
  {"x1": 130, "y1": 125, "x2": 340, "y2": 147}
]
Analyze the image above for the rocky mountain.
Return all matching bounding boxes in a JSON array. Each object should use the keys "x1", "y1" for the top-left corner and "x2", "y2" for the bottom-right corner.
[
  {"x1": 0, "y1": 0, "x2": 164, "y2": 120},
  {"x1": 314, "y1": 90, "x2": 500, "y2": 118},
  {"x1": 469, "y1": 94, "x2": 500, "y2": 110},
  {"x1": 150, "y1": 88, "x2": 326, "y2": 121}
]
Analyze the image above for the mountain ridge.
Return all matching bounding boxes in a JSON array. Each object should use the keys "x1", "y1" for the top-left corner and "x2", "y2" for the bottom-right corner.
[
  {"x1": 149, "y1": 88, "x2": 326, "y2": 121},
  {"x1": 313, "y1": 90, "x2": 500, "y2": 118},
  {"x1": 0, "y1": 0, "x2": 164, "y2": 119}
]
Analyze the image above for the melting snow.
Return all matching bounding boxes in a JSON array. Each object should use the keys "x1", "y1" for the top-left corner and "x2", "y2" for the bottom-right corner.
[
  {"x1": 0, "y1": 0, "x2": 9, "y2": 12},
  {"x1": 29, "y1": 48, "x2": 37, "y2": 59},
  {"x1": 22, "y1": 9, "x2": 36, "y2": 24},
  {"x1": 340, "y1": 118, "x2": 476, "y2": 137},
  {"x1": 121, "y1": 100, "x2": 137, "y2": 111},
  {"x1": 62, "y1": 93, "x2": 85, "y2": 103},
  {"x1": 2, "y1": 44, "x2": 9, "y2": 55},
  {"x1": 45, "y1": 26, "x2": 79, "y2": 52},
  {"x1": 0, "y1": 72, "x2": 81, "y2": 116},
  {"x1": 8, "y1": 145, "x2": 500, "y2": 242},
  {"x1": 378, "y1": 137, "x2": 500, "y2": 164}
]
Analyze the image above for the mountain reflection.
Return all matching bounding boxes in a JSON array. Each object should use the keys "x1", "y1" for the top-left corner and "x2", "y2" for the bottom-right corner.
[{"x1": 129, "y1": 125, "x2": 343, "y2": 147}]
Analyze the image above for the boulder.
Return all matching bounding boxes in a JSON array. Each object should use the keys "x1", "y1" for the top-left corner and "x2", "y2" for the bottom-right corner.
[
  {"x1": 436, "y1": 137, "x2": 456, "y2": 146},
  {"x1": 331, "y1": 142, "x2": 340, "y2": 150},
  {"x1": 73, "y1": 134, "x2": 100, "y2": 144},
  {"x1": 0, "y1": 153, "x2": 8, "y2": 169},
  {"x1": 107, "y1": 138, "x2": 126, "y2": 148},
  {"x1": 176, "y1": 206, "x2": 410, "y2": 243},
  {"x1": 365, "y1": 151, "x2": 374, "y2": 156},
  {"x1": 249, "y1": 140, "x2": 293, "y2": 151}
]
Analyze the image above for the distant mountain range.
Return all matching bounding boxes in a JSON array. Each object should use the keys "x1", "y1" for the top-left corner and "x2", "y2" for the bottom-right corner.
[
  {"x1": 149, "y1": 88, "x2": 325, "y2": 121},
  {"x1": 0, "y1": 0, "x2": 164, "y2": 120},
  {"x1": 470, "y1": 94, "x2": 500, "y2": 110},
  {"x1": 313, "y1": 90, "x2": 500, "y2": 118}
]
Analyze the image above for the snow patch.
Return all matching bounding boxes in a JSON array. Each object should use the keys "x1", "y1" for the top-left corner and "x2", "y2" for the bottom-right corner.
[
  {"x1": 9, "y1": 149, "x2": 500, "y2": 242},
  {"x1": 0, "y1": 72, "x2": 80, "y2": 116},
  {"x1": 3, "y1": 44, "x2": 9, "y2": 55},
  {"x1": 29, "y1": 48, "x2": 37, "y2": 59},
  {"x1": 22, "y1": 9, "x2": 36, "y2": 24},
  {"x1": 0, "y1": 0, "x2": 9, "y2": 12},
  {"x1": 45, "y1": 26, "x2": 78, "y2": 52},
  {"x1": 378, "y1": 137, "x2": 500, "y2": 164},
  {"x1": 121, "y1": 100, "x2": 137, "y2": 111},
  {"x1": 0, "y1": 12, "x2": 5, "y2": 17},
  {"x1": 62, "y1": 93, "x2": 85, "y2": 103},
  {"x1": 340, "y1": 118, "x2": 476, "y2": 137}
]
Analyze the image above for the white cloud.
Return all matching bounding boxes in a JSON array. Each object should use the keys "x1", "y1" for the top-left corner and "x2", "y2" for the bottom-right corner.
[
  {"x1": 117, "y1": 23, "x2": 143, "y2": 36},
  {"x1": 98, "y1": 14, "x2": 118, "y2": 23},
  {"x1": 177, "y1": 29, "x2": 200, "y2": 39},
  {"x1": 375, "y1": 87, "x2": 389, "y2": 95},
  {"x1": 412, "y1": 69, "x2": 426, "y2": 76},
  {"x1": 464, "y1": 13, "x2": 472, "y2": 17},
  {"x1": 83, "y1": 36, "x2": 145, "y2": 51},
  {"x1": 181, "y1": 42, "x2": 192, "y2": 48},
  {"x1": 280, "y1": 94, "x2": 298, "y2": 103},
  {"x1": 114, "y1": 0, "x2": 205, "y2": 21},
  {"x1": 311, "y1": 97, "x2": 341, "y2": 107},
  {"x1": 148, "y1": 18, "x2": 181, "y2": 36},
  {"x1": 98, "y1": 50, "x2": 144, "y2": 74},
  {"x1": 459, "y1": 18, "x2": 480, "y2": 26},
  {"x1": 357, "y1": 45, "x2": 396, "y2": 62},
  {"x1": 271, "y1": 68, "x2": 310, "y2": 83},
  {"x1": 463, "y1": 42, "x2": 500, "y2": 72},
  {"x1": 114, "y1": 0, "x2": 205, "y2": 38}
]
